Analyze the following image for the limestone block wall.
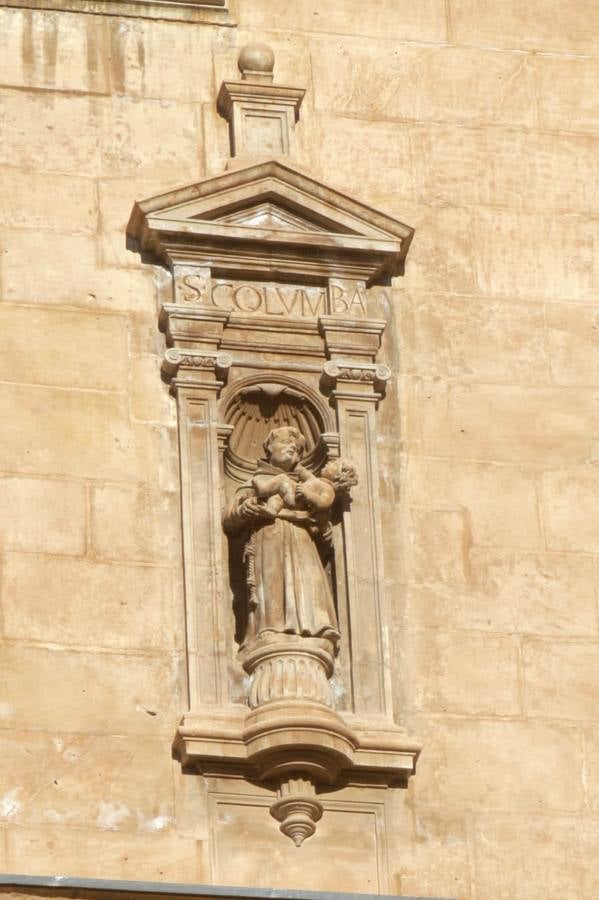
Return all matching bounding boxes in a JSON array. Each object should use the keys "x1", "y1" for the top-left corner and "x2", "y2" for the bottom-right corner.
[{"x1": 0, "y1": 2, "x2": 598, "y2": 899}]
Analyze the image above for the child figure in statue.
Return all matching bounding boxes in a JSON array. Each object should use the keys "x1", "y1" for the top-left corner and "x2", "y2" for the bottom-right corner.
[
  {"x1": 224, "y1": 425, "x2": 358, "y2": 646},
  {"x1": 252, "y1": 452, "x2": 357, "y2": 522},
  {"x1": 297, "y1": 457, "x2": 358, "y2": 531},
  {"x1": 251, "y1": 464, "x2": 312, "y2": 519}
]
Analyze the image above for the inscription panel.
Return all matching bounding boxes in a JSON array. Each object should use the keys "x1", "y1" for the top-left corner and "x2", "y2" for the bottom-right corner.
[{"x1": 174, "y1": 270, "x2": 372, "y2": 319}]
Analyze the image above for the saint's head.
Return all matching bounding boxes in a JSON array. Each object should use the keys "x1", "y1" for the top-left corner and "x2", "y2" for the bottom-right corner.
[{"x1": 262, "y1": 426, "x2": 306, "y2": 472}]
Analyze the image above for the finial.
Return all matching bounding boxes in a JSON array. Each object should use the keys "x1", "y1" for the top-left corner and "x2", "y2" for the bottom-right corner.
[
  {"x1": 217, "y1": 42, "x2": 304, "y2": 161},
  {"x1": 238, "y1": 43, "x2": 275, "y2": 83}
]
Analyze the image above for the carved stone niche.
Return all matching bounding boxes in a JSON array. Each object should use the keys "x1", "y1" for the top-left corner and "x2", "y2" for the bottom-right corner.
[{"x1": 127, "y1": 53, "x2": 419, "y2": 847}]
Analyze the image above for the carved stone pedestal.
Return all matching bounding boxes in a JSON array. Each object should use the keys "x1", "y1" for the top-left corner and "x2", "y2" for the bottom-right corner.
[
  {"x1": 241, "y1": 635, "x2": 335, "y2": 710},
  {"x1": 238, "y1": 635, "x2": 350, "y2": 842}
]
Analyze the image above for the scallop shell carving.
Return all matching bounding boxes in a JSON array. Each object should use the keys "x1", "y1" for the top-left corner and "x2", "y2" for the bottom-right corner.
[{"x1": 224, "y1": 383, "x2": 327, "y2": 481}]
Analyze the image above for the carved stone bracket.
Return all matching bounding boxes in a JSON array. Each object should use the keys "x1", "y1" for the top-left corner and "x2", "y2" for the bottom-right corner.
[
  {"x1": 162, "y1": 348, "x2": 233, "y2": 384},
  {"x1": 322, "y1": 359, "x2": 392, "y2": 397},
  {"x1": 175, "y1": 708, "x2": 420, "y2": 791}
]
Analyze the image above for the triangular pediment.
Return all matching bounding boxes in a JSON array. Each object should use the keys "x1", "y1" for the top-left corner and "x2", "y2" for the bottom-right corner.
[
  {"x1": 127, "y1": 160, "x2": 414, "y2": 284},
  {"x1": 212, "y1": 201, "x2": 330, "y2": 234}
]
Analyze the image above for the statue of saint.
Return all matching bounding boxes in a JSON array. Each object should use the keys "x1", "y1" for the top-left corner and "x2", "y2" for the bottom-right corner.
[{"x1": 223, "y1": 425, "x2": 357, "y2": 649}]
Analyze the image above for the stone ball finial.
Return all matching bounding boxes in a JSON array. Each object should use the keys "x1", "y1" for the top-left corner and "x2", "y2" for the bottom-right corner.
[{"x1": 238, "y1": 43, "x2": 275, "y2": 82}]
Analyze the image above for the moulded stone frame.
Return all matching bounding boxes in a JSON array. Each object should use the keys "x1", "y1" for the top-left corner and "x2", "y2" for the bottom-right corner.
[{"x1": 127, "y1": 156, "x2": 420, "y2": 839}]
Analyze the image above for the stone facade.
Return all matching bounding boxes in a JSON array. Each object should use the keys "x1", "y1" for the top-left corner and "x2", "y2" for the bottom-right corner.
[{"x1": 0, "y1": 3, "x2": 598, "y2": 899}]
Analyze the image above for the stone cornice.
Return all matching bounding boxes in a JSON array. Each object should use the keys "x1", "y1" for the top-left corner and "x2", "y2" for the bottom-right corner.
[
  {"x1": 0, "y1": 875, "x2": 453, "y2": 900},
  {"x1": 0, "y1": 0, "x2": 234, "y2": 24},
  {"x1": 127, "y1": 159, "x2": 414, "y2": 286},
  {"x1": 217, "y1": 81, "x2": 305, "y2": 122}
]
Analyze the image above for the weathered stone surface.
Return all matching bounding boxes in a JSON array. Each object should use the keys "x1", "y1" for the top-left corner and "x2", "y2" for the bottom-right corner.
[
  {"x1": 102, "y1": 95, "x2": 203, "y2": 180},
  {"x1": 210, "y1": 790, "x2": 382, "y2": 891},
  {"x1": 585, "y1": 728, "x2": 599, "y2": 812},
  {"x1": 542, "y1": 469, "x2": 599, "y2": 554},
  {"x1": 0, "y1": 384, "x2": 165, "y2": 482},
  {"x1": 0, "y1": 304, "x2": 127, "y2": 391},
  {"x1": 450, "y1": 0, "x2": 599, "y2": 54},
  {"x1": 400, "y1": 292, "x2": 549, "y2": 384},
  {"x1": 0, "y1": 731, "x2": 174, "y2": 831},
  {"x1": 545, "y1": 302, "x2": 599, "y2": 387},
  {"x1": 396, "y1": 203, "x2": 477, "y2": 294},
  {"x1": 403, "y1": 630, "x2": 521, "y2": 716},
  {"x1": 387, "y1": 799, "x2": 471, "y2": 899},
  {"x1": 472, "y1": 207, "x2": 599, "y2": 302},
  {"x1": 407, "y1": 457, "x2": 543, "y2": 549},
  {"x1": 0, "y1": 645, "x2": 182, "y2": 736},
  {"x1": 536, "y1": 53, "x2": 599, "y2": 135},
  {"x1": 100, "y1": 16, "x2": 215, "y2": 102},
  {"x1": 1, "y1": 231, "x2": 96, "y2": 303},
  {"x1": 129, "y1": 354, "x2": 176, "y2": 423},
  {"x1": 200, "y1": 101, "x2": 232, "y2": 176},
  {"x1": 311, "y1": 40, "x2": 536, "y2": 127},
  {"x1": 98, "y1": 176, "x2": 172, "y2": 268},
  {"x1": 467, "y1": 549, "x2": 598, "y2": 637},
  {"x1": 0, "y1": 8, "x2": 111, "y2": 95},
  {"x1": 0, "y1": 229, "x2": 158, "y2": 312},
  {"x1": 402, "y1": 547, "x2": 599, "y2": 638},
  {"x1": 413, "y1": 717, "x2": 584, "y2": 813},
  {"x1": 0, "y1": 88, "x2": 201, "y2": 180},
  {"x1": 409, "y1": 380, "x2": 599, "y2": 466},
  {"x1": 408, "y1": 507, "x2": 473, "y2": 586},
  {"x1": 5, "y1": 824, "x2": 205, "y2": 881},
  {"x1": 305, "y1": 114, "x2": 413, "y2": 201},
  {"x1": 471, "y1": 813, "x2": 599, "y2": 900},
  {"x1": 411, "y1": 125, "x2": 599, "y2": 214},
  {"x1": 0, "y1": 169, "x2": 96, "y2": 233},
  {"x1": 2, "y1": 555, "x2": 180, "y2": 651},
  {"x1": 0, "y1": 476, "x2": 86, "y2": 556},
  {"x1": 90, "y1": 483, "x2": 181, "y2": 563},
  {"x1": 237, "y1": 0, "x2": 447, "y2": 42},
  {"x1": 523, "y1": 639, "x2": 599, "y2": 722}
]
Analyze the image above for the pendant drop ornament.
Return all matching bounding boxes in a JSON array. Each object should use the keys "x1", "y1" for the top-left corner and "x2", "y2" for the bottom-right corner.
[{"x1": 270, "y1": 776, "x2": 323, "y2": 847}]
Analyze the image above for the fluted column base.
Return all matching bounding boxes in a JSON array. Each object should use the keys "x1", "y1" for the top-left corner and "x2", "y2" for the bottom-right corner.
[{"x1": 240, "y1": 634, "x2": 335, "y2": 709}]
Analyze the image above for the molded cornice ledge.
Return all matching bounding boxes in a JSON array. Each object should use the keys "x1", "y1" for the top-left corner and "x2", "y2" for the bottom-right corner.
[
  {"x1": 0, "y1": 0, "x2": 235, "y2": 24},
  {"x1": 217, "y1": 81, "x2": 305, "y2": 123},
  {"x1": 0, "y1": 875, "x2": 455, "y2": 900},
  {"x1": 126, "y1": 159, "x2": 414, "y2": 286},
  {"x1": 175, "y1": 706, "x2": 421, "y2": 789}
]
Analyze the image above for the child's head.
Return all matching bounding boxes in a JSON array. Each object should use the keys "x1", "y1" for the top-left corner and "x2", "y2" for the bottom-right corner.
[{"x1": 320, "y1": 458, "x2": 358, "y2": 494}]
